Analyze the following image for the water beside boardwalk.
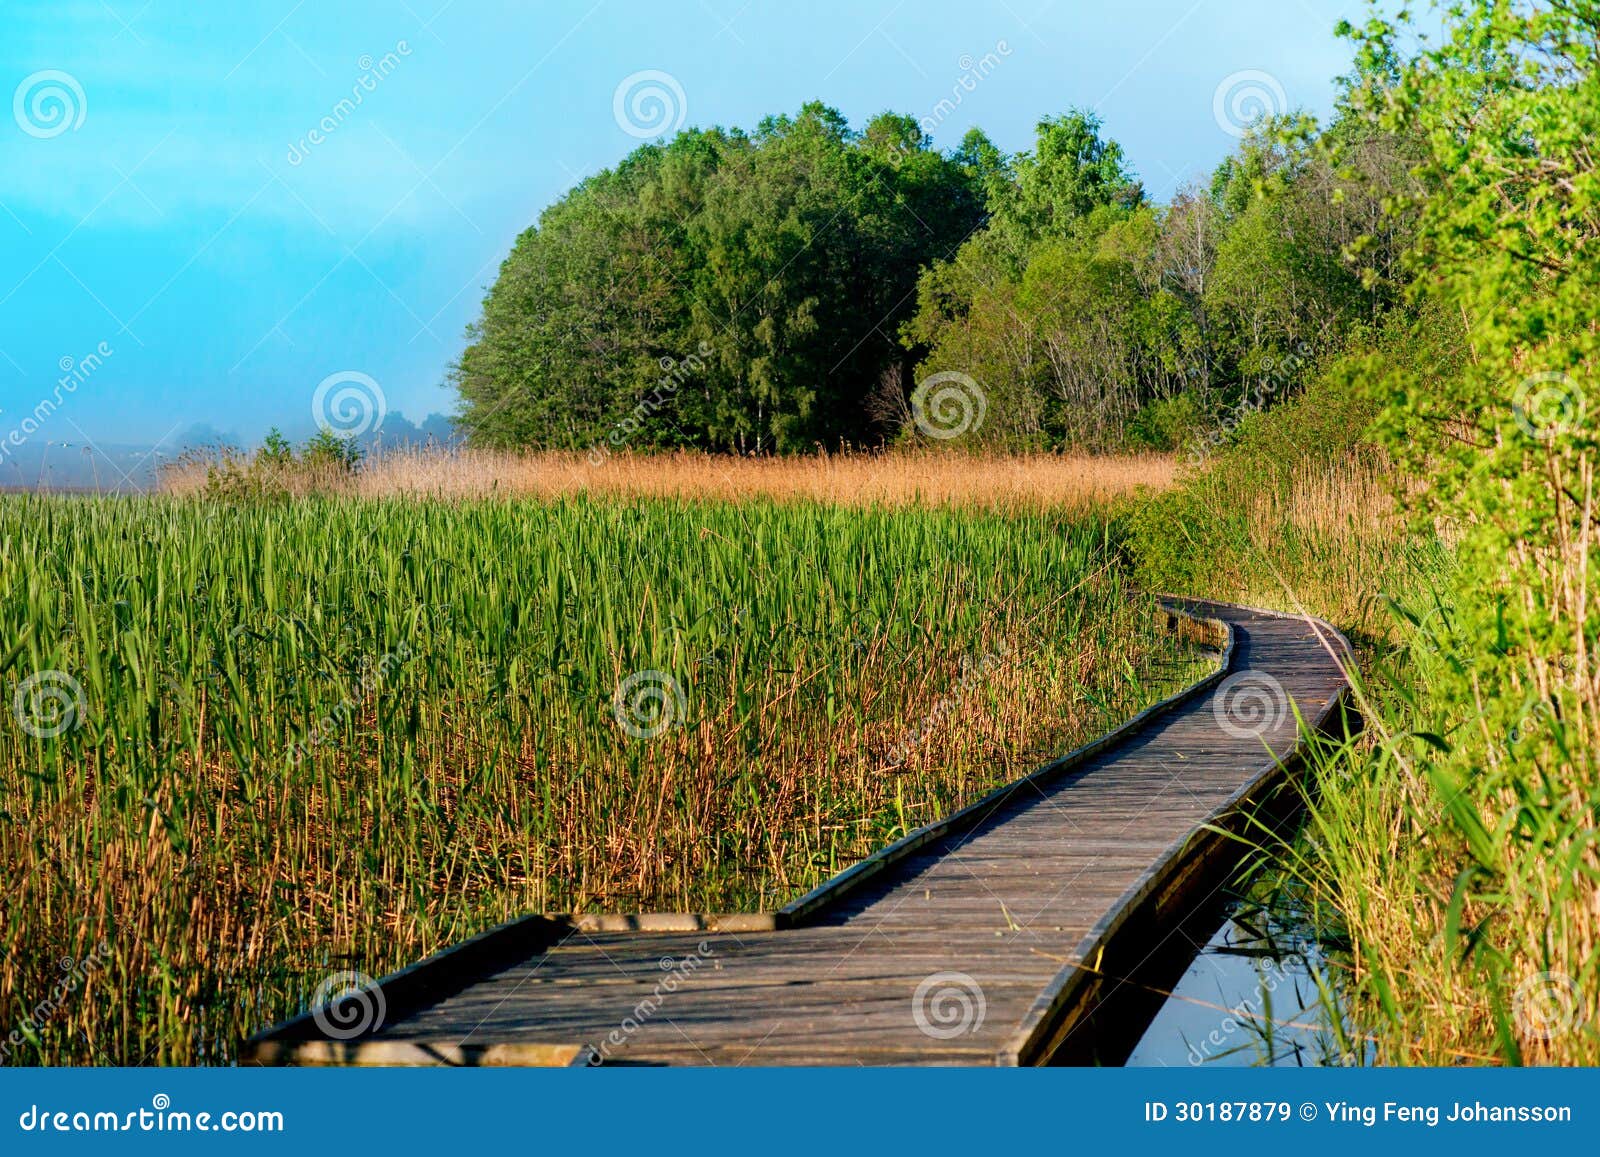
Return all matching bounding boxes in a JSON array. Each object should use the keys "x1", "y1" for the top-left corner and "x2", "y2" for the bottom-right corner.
[{"x1": 1127, "y1": 895, "x2": 1364, "y2": 1068}]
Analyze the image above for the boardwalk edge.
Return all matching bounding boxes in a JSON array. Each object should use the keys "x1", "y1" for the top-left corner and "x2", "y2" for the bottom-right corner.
[
  {"x1": 995, "y1": 599, "x2": 1357, "y2": 1066},
  {"x1": 776, "y1": 600, "x2": 1235, "y2": 926}
]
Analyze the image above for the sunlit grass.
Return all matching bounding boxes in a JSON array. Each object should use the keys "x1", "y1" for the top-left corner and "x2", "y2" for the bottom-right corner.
[
  {"x1": 1, "y1": 492, "x2": 1208, "y2": 1064},
  {"x1": 1139, "y1": 449, "x2": 1600, "y2": 1066}
]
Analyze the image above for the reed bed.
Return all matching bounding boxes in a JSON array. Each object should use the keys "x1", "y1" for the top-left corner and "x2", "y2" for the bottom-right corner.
[
  {"x1": 1283, "y1": 530, "x2": 1600, "y2": 1067},
  {"x1": 156, "y1": 446, "x2": 1177, "y2": 510},
  {"x1": 0, "y1": 493, "x2": 1209, "y2": 1065},
  {"x1": 1139, "y1": 444, "x2": 1599, "y2": 1065},
  {"x1": 1131, "y1": 450, "x2": 1421, "y2": 645}
]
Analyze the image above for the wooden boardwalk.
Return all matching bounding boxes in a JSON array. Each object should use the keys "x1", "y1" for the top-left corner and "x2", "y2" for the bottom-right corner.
[{"x1": 245, "y1": 599, "x2": 1354, "y2": 1067}]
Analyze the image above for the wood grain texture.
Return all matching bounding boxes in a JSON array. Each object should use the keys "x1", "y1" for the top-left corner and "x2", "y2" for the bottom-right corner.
[{"x1": 243, "y1": 599, "x2": 1354, "y2": 1067}]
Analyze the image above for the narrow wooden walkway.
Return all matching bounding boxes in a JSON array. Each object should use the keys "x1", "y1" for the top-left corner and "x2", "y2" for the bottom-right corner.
[{"x1": 246, "y1": 599, "x2": 1354, "y2": 1067}]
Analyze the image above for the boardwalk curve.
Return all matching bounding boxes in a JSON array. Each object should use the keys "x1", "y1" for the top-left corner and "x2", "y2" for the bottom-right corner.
[{"x1": 245, "y1": 599, "x2": 1355, "y2": 1067}]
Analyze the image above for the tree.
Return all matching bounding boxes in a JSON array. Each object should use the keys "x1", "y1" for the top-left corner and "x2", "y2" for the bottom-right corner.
[
  {"x1": 455, "y1": 105, "x2": 981, "y2": 452},
  {"x1": 1337, "y1": 0, "x2": 1600, "y2": 1059}
]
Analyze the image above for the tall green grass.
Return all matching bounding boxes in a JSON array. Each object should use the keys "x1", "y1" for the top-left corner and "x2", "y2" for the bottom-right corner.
[
  {"x1": 1, "y1": 493, "x2": 1207, "y2": 1064},
  {"x1": 1130, "y1": 332, "x2": 1600, "y2": 1065},
  {"x1": 1275, "y1": 575, "x2": 1600, "y2": 1067}
]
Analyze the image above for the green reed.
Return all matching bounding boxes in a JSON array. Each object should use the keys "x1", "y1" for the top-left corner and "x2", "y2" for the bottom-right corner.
[{"x1": 1, "y1": 493, "x2": 1206, "y2": 1064}]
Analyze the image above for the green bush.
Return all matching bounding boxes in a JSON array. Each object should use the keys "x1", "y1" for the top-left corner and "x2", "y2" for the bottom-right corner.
[{"x1": 1126, "y1": 393, "x2": 1200, "y2": 451}]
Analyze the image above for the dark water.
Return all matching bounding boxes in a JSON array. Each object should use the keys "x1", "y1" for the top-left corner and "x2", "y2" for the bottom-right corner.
[{"x1": 1126, "y1": 900, "x2": 1362, "y2": 1067}]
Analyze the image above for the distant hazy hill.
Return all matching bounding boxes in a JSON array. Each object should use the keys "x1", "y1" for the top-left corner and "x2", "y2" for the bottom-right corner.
[{"x1": 0, "y1": 412, "x2": 457, "y2": 493}]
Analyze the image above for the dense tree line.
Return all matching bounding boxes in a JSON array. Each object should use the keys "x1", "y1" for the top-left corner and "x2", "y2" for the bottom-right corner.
[{"x1": 454, "y1": 87, "x2": 1421, "y2": 452}]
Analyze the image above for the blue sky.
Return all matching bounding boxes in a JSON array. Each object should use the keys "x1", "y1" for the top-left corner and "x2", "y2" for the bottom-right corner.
[{"x1": 0, "y1": 0, "x2": 1362, "y2": 456}]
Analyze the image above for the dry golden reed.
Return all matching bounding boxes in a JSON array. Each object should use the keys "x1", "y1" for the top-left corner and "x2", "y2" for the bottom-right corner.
[{"x1": 157, "y1": 446, "x2": 1177, "y2": 509}]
